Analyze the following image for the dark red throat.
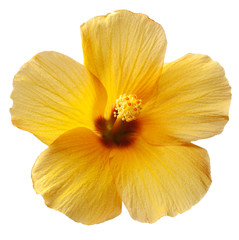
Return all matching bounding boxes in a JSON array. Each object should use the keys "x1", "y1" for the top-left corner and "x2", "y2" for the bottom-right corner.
[{"x1": 95, "y1": 112, "x2": 140, "y2": 148}]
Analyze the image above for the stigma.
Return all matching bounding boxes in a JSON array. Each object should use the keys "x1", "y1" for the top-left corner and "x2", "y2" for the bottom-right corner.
[{"x1": 114, "y1": 94, "x2": 142, "y2": 122}]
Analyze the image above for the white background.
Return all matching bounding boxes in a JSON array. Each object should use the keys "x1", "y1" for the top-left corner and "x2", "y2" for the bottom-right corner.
[{"x1": 1, "y1": 0, "x2": 239, "y2": 239}]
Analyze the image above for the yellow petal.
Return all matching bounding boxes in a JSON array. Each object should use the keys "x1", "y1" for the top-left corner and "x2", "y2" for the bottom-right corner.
[
  {"x1": 10, "y1": 51, "x2": 107, "y2": 145},
  {"x1": 141, "y1": 54, "x2": 231, "y2": 145},
  {"x1": 32, "y1": 127, "x2": 122, "y2": 225},
  {"x1": 109, "y1": 139, "x2": 211, "y2": 223},
  {"x1": 81, "y1": 10, "x2": 167, "y2": 115}
]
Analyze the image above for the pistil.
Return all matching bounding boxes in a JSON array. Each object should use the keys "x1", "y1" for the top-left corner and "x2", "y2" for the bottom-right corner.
[
  {"x1": 95, "y1": 94, "x2": 142, "y2": 148},
  {"x1": 111, "y1": 117, "x2": 122, "y2": 135}
]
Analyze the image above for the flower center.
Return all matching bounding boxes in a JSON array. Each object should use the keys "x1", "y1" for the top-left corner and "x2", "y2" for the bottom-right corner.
[
  {"x1": 114, "y1": 94, "x2": 142, "y2": 122},
  {"x1": 95, "y1": 94, "x2": 142, "y2": 148}
]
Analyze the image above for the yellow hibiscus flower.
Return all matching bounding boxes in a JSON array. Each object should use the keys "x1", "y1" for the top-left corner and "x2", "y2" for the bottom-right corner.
[{"x1": 10, "y1": 10, "x2": 231, "y2": 224}]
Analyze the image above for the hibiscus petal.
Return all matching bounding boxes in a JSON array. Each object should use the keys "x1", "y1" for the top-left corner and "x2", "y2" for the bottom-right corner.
[
  {"x1": 32, "y1": 127, "x2": 121, "y2": 225},
  {"x1": 10, "y1": 51, "x2": 107, "y2": 145},
  {"x1": 81, "y1": 10, "x2": 166, "y2": 114},
  {"x1": 141, "y1": 54, "x2": 231, "y2": 145},
  {"x1": 109, "y1": 138, "x2": 211, "y2": 223}
]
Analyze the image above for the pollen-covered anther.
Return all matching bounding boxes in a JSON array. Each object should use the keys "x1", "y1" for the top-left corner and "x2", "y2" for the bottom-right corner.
[{"x1": 114, "y1": 94, "x2": 142, "y2": 122}]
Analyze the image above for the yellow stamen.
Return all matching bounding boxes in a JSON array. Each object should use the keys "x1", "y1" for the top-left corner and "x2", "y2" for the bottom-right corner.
[{"x1": 114, "y1": 94, "x2": 142, "y2": 122}]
